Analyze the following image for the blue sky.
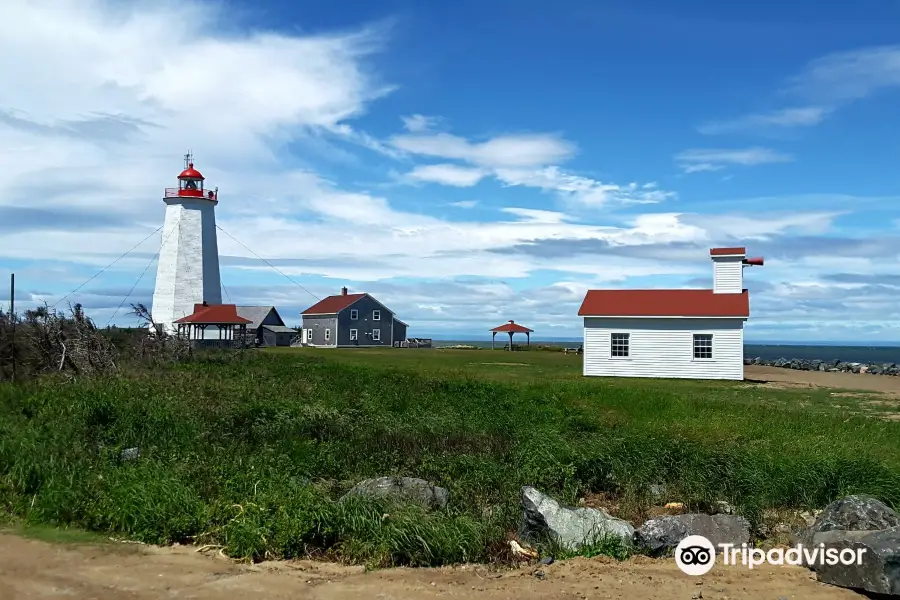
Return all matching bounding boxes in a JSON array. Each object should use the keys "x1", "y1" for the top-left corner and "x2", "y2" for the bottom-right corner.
[{"x1": 1, "y1": 0, "x2": 899, "y2": 342}]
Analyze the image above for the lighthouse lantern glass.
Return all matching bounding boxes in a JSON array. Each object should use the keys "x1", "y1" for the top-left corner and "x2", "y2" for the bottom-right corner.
[{"x1": 180, "y1": 178, "x2": 203, "y2": 192}]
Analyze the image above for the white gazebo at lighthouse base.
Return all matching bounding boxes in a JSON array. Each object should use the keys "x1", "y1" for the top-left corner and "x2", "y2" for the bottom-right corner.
[{"x1": 150, "y1": 153, "x2": 223, "y2": 334}]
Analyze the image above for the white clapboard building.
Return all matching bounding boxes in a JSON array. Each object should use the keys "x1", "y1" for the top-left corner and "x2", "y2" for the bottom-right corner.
[{"x1": 578, "y1": 247, "x2": 764, "y2": 380}]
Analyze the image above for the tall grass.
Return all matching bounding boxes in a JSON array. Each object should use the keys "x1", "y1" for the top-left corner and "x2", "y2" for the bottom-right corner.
[{"x1": 1, "y1": 351, "x2": 898, "y2": 565}]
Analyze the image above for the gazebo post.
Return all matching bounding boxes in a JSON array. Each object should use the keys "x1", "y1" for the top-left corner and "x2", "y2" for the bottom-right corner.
[
  {"x1": 492, "y1": 331, "x2": 496, "y2": 350},
  {"x1": 526, "y1": 332, "x2": 530, "y2": 347},
  {"x1": 508, "y1": 331, "x2": 514, "y2": 351}
]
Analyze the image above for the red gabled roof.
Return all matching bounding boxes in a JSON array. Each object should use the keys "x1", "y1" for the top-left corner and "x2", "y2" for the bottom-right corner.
[
  {"x1": 301, "y1": 293, "x2": 366, "y2": 315},
  {"x1": 578, "y1": 289, "x2": 750, "y2": 318},
  {"x1": 174, "y1": 303, "x2": 251, "y2": 324},
  {"x1": 491, "y1": 320, "x2": 533, "y2": 333},
  {"x1": 710, "y1": 247, "x2": 746, "y2": 256}
]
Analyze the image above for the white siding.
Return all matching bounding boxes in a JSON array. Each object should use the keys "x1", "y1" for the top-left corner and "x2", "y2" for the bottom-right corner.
[
  {"x1": 151, "y1": 197, "x2": 222, "y2": 333},
  {"x1": 583, "y1": 318, "x2": 745, "y2": 380},
  {"x1": 713, "y1": 258, "x2": 743, "y2": 294}
]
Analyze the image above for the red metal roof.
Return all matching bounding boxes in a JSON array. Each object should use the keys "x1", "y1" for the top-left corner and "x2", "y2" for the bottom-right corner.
[
  {"x1": 301, "y1": 293, "x2": 366, "y2": 315},
  {"x1": 174, "y1": 303, "x2": 251, "y2": 324},
  {"x1": 578, "y1": 289, "x2": 749, "y2": 318},
  {"x1": 709, "y1": 247, "x2": 746, "y2": 256},
  {"x1": 178, "y1": 163, "x2": 205, "y2": 180},
  {"x1": 491, "y1": 320, "x2": 533, "y2": 333}
]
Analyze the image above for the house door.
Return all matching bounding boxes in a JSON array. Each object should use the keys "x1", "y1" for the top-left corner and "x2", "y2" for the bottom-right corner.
[{"x1": 301, "y1": 328, "x2": 309, "y2": 344}]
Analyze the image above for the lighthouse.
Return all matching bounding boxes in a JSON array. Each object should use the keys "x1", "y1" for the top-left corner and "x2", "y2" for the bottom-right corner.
[{"x1": 150, "y1": 154, "x2": 222, "y2": 333}]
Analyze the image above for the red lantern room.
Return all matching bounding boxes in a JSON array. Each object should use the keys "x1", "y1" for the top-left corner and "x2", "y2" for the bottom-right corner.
[{"x1": 164, "y1": 152, "x2": 218, "y2": 202}]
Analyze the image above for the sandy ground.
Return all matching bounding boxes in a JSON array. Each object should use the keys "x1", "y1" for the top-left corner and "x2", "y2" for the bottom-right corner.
[
  {"x1": 745, "y1": 364, "x2": 900, "y2": 397},
  {"x1": 0, "y1": 534, "x2": 866, "y2": 600}
]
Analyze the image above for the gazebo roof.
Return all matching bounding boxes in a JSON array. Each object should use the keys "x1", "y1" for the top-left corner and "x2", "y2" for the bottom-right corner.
[
  {"x1": 490, "y1": 320, "x2": 533, "y2": 333},
  {"x1": 174, "y1": 303, "x2": 251, "y2": 325}
]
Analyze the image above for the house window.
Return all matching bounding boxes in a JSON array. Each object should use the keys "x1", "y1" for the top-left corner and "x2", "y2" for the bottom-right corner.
[
  {"x1": 324, "y1": 329, "x2": 331, "y2": 341},
  {"x1": 372, "y1": 328, "x2": 381, "y2": 341},
  {"x1": 350, "y1": 309, "x2": 358, "y2": 320},
  {"x1": 372, "y1": 310, "x2": 381, "y2": 321},
  {"x1": 350, "y1": 329, "x2": 358, "y2": 341},
  {"x1": 693, "y1": 334, "x2": 713, "y2": 359},
  {"x1": 610, "y1": 333, "x2": 630, "y2": 357}
]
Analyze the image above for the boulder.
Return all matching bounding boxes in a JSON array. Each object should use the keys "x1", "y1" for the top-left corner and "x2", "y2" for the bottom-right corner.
[
  {"x1": 634, "y1": 514, "x2": 750, "y2": 557},
  {"x1": 800, "y1": 495, "x2": 900, "y2": 548},
  {"x1": 519, "y1": 486, "x2": 634, "y2": 551},
  {"x1": 810, "y1": 527, "x2": 900, "y2": 595},
  {"x1": 340, "y1": 476, "x2": 449, "y2": 510}
]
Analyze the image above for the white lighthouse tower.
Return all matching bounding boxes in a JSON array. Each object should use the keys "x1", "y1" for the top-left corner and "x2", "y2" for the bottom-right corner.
[{"x1": 150, "y1": 154, "x2": 222, "y2": 333}]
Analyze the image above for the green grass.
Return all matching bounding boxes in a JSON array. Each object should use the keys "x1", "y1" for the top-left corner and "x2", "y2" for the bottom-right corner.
[{"x1": 1, "y1": 349, "x2": 898, "y2": 566}]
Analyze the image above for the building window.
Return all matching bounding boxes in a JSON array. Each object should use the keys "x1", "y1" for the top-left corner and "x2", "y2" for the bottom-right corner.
[
  {"x1": 372, "y1": 328, "x2": 381, "y2": 341},
  {"x1": 350, "y1": 329, "x2": 358, "y2": 341},
  {"x1": 350, "y1": 309, "x2": 358, "y2": 320},
  {"x1": 325, "y1": 329, "x2": 331, "y2": 341},
  {"x1": 610, "y1": 333, "x2": 630, "y2": 357},
  {"x1": 693, "y1": 334, "x2": 713, "y2": 359},
  {"x1": 372, "y1": 309, "x2": 381, "y2": 321}
]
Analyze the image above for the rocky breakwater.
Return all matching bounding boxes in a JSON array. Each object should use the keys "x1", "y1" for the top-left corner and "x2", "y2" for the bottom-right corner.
[{"x1": 745, "y1": 356, "x2": 900, "y2": 376}]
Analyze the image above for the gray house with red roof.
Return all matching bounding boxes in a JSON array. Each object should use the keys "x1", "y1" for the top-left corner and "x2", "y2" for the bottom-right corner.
[{"x1": 300, "y1": 287, "x2": 408, "y2": 348}]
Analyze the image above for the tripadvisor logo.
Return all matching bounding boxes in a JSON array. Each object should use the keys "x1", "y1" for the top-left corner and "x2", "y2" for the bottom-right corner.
[{"x1": 674, "y1": 535, "x2": 867, "y2": 576}]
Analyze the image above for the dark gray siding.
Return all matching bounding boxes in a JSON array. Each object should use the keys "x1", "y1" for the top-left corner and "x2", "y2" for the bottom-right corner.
[
  {"x1": 393, "y1": 319, "x2": 407, "y2": 345},
  {"x1": 261, "y1": 328, "x2": 277, "y2": 346},
  {"x1": 336, "y1": 295, "x2": 394, "y2": 347},
  {"x1": 301, "y1": 315, "x2": 338, "y2": 346},
  {"x1": 261, "y1": 309, "x2": 284, "y2": 327}
]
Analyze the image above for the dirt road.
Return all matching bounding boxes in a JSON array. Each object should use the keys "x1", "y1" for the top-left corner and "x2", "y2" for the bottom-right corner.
[
  {"x1": 0, "y1": 534, "x2": 864, "y2": 600},
  {"x1": 745, "y1": 364, "x2": 900, "y2": 396}
]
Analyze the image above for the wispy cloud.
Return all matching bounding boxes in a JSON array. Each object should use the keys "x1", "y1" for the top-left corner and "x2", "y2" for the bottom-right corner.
[
  {"x1": 698, "y1": 106, "x2": 830, "y2": 135},
  {"x1": 406, "y1": 163, "x2": 486, "y2": 187},
  {"x1": 675, "y1": 147, "x2": 794, "y2": 173},
  {"x1": 392, "y1": 129, "x2": 674, "y2": 207},
  {"x1": 701, "y1": 45, "x2": 900, "y2": 135},
  {"x1": 401, "y1": 114, "x2": 440, "y2": 133},
  {"x1": 500, "y1": 207, "x2": 574, "y2": 224},
  {"x1": 391, "y1": 132, "x2": 575, "y2": 168},
  {"x1": 448, "y1": 200, "x2": 479, "y2": 209}
]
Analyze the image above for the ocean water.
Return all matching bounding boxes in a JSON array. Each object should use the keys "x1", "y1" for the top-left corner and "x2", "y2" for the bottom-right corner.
[{"x1": 431, "y1": 340, "x2": 900, "y2": 364}]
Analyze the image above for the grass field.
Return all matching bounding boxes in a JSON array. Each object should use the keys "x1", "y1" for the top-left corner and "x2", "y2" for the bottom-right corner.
[{"x1": 1, "y1": 348, "x2": 898, "y2": 566}]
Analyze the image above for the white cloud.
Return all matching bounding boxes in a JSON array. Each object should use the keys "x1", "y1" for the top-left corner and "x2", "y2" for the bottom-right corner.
[
  {"x1": 675, "y1": 147, "x2": 794, "y2": 173},
  {"x1": 401, "y1": 114, "x2": 439, "y2": 133},
  {"x1": 702, "y1": 45, "x2": 900, "y2": 134},
  {"x1": 698, "y1": 106, "x2": 829, "y2": 135},
  {"x1": 448, "y1": 200, "x2": 479, "y2": 209},
  {"x1": 390, "y1": 132, "x2": 575, "y2": 168},
  {"x1": 500, "y1": 207, "x2": 573, "y2": 224},
  {"x1": 392, "y1": 129, "x2": 673, "y2": 207},
  {"x1": 406, "y1": 164, "x2": 487, "y2": 187},
  {"x1": 495, "y1": 167, "x2": 675, "y2": 206},
  {"x1": 789, "y1": 45, "x2": 900, "y2": 103}
]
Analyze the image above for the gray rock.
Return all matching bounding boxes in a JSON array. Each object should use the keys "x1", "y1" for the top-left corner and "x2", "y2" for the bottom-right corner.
[
  {"x1": 648, "y1": 483, "x2": 667, "y2": 502},
  {"x1": 519, "y1": 486, "x2": 634, "y2": 551},
  {"x1": 713, "y1": 500, "x2": 734, "y2": 515},
  {"x1": 810, "y1": 527, "x2": 900, "y2": 595},
  {"x1": 800, "y1": 494, "x2": 900, "y2": 547},
  {"x1": 634, "y1": 514, "x2": 751, "y2": 557},
  {"x1": 120, "y1": 447, "x2": 139, "y2": 461},
  {"x1": 340, "y1": 476, "x2": 449, "y2": 510}
]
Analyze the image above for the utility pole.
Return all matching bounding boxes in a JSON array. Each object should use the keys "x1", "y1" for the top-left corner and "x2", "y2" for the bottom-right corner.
[{"x1": 9, "y1": 273, "x2": 15, "y2": 382}]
